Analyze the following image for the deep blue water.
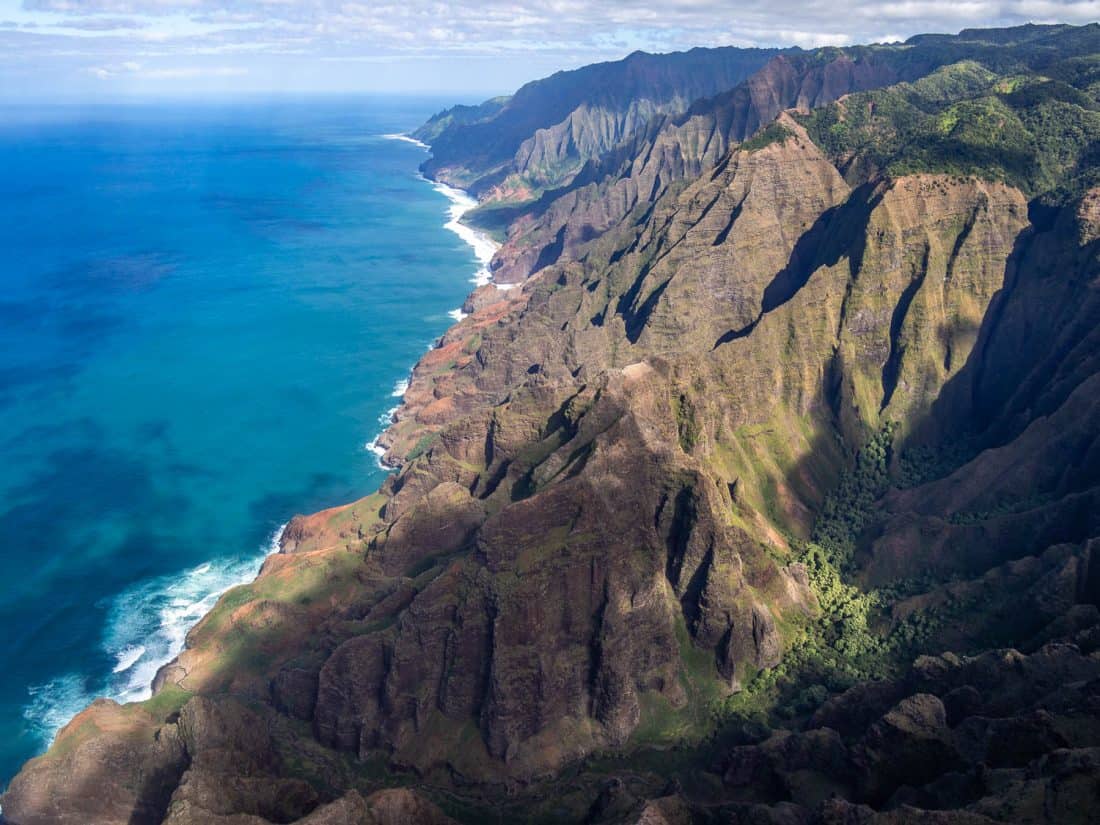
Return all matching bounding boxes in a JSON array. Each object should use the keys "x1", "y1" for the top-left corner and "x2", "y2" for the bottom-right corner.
[{"x1": 0, "y1": 98, "x2": 477, "y2": 786}]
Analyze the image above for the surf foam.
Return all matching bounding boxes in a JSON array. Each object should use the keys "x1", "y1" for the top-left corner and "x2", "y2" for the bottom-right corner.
[
  {"x1": 381, "y1": 132, "x2": 429, "y2": 150},
  {"x1": 23, "y1": 525, "x2": 284, "y2": 747},
  {"x1": 427, "y1": 179, "x2": 500, "y2": 287},
  {"x1": 384, "y1": 133, "x2": 499, "y2": 284}
]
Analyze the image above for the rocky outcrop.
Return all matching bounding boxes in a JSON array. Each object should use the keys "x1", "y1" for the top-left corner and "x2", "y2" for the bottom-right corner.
[
  {"x1": 486, "y1": 49, "x2": 917, "y2": 284},
  {"x1": 2, "y1": 694, "x2": 457, "y2": 825},
  {"x1": 721, "y1": 642, "x2": 1100, "y2": 824},
  {"x1": 307, "y1": 360, "x2": 816, "y2": 780},
  {"x1": 1, "y1": 700, "x2": 187, "y2": 825}
]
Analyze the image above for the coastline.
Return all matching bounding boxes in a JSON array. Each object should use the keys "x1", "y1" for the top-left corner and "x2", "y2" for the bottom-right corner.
[
  {"x1": 9, "y1": 27, "x2": 1100, "y2": 823},
  {"x1": 26, "y1": 524, "x2": 284, "y2": 749},
  {"x1": 26, "y1": 129, "x2": 503, "y2": 755},
  {"x1": 427, "y1": 176, "x2": 500, "y2": 290},
  {"x1": 145, "y1": 134, "x2": 501, "y2": 707},
  {"x1": 364, "y1": 134, "x2": 502, "y2": 468}
]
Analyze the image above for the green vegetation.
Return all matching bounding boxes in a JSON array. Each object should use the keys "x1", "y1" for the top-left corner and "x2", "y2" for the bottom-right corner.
[
  {"x1": 742, "y1": 121, "x2": 795, "y2": 152},
  {"x1": 630, "y1": 612, "x2": 739, "y2": 748},
  {"x1": 800, "y1": 58, "x2": 1100, "y2": 203},
  {"x1": 412, "y1": 96, "x2": 510, "y2": 143},
  {"x1": 672, "y1": 393, "x2": 701, "y2": 453},
  {"x1": 140, "y1": 683, "x2": 193, "y2": 720},
  {"x1": 810, "y1": 423, "x2": 895, "y2": 573},
  {"x1": 895, "y1": 440, "x2": 978, "y2": 488},
  {"x1": 948, "y1": 492, "x2": 1054, "y2": 524},
  {"x1": 705, "y1": 424, "x2": 955, "y2": 728},
  {"x1": 406, "y1": 433, "x2": 438, "y2": 462},
  {"x1": 465, "y1": 199, "x2": 527, "y2": 243}
]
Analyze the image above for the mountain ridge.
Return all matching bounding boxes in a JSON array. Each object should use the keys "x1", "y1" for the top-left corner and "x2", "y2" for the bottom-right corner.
[
  {"x1": 415, "y1": 45, "x2": 787, "y2": 201},
  {"x1": 4, "y1": 22, "x2": 1100, "y2": 825}
]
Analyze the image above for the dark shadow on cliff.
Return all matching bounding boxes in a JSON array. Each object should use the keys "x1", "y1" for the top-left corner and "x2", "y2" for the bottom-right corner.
[
  {"x1": 925, "y1": 196, "x2": 1100, "y2": 449},
  {"x1": 713, "y1": 183, "x2": 881, "y2": 349}
]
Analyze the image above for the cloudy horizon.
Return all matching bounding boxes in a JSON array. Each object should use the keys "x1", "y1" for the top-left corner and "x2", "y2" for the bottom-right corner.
[{"x1": 1, "y1": 0, "x2": 1098, "y2": 101}]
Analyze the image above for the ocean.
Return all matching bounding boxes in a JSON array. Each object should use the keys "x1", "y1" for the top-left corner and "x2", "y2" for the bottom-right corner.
[{"x1": 0, "y1": 98, "x2": 488, "y2": 786}]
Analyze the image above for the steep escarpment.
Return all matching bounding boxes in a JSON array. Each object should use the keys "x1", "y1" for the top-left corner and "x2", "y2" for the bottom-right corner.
[
  {"x1": 479, "y1": 23, "x2": 1100, "y2": 284},
  {"x1": 5, "y1": 22, "x2": 1100, "y2": 825},
  {"x1": 486, "y1": 47, "x2": 918, "y2": 283},
  {"x1": 417, "y1": 46, "x2": 782, "y2": 199}
]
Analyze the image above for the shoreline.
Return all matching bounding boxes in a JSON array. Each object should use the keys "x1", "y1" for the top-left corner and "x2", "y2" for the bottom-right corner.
[
  {"x1": 30, "y1": 129, "x2": 505, "y2": 751},
  {"x1": 364, "y1": 134, "x2": 503, "y2": 469},
  {"x1": 425, "y1": 175, "x2": 501, "y2": 289},
  {"x1": 26, "y1": 523, "x2": 284, "y2": 749},
  {"x1": 140, "y1": 133, "x2": 502, "y2": 703}
]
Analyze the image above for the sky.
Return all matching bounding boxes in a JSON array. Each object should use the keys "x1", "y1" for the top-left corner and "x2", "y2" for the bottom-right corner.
[{"x1": 0, "y1": 0, "x2": 1097, "y2": 101}]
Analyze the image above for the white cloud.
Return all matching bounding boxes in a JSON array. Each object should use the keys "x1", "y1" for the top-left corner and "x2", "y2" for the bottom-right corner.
[
  {"x1": 80, "y1": 57, "x2": 244, "y2": 79},
  {"x1": 5, "y1": 0, "x2": 1099, "y2": 96},
  {"x1": 18, "y1": 0, "x2": 1097, "y2": 53},
  {"x1": 57, "y1": 16, "x2": 148, "y2": 29},
  {"x1": 140, "y1": 64, "x2": 246, "y2": 77}
]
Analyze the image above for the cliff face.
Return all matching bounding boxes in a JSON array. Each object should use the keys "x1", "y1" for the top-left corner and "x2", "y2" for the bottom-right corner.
[
  {"x1": 416, "y1": 46, "x2": 783, "y2": 198},
  {"x1": 483, "y1": 24, "x2": 1100, "y2": 285},
  {"x1": 6, "y1": 23, "x2": 1100, "y2": 825},
  {"x1": 487, "y1": 49, "x2": 916, "y2": 284}
]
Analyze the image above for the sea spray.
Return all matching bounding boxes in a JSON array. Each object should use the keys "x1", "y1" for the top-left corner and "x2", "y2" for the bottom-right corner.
[
  {"x1": 380, "y1": 133, "x2": 430, "y2": 150},
  {"x1": 23, "y1": 524, "x2": 284, "y2": 746}
]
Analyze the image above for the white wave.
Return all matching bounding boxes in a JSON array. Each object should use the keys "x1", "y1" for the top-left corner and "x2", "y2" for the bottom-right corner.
[
  {"x1": 365, "y1": 435, "x2": 386, "y2": 460},
  {"x1": 23, "y1": 525, "x2": 284, "y2": 747},
  {"x1": 419, "y1": 176, "x2": 501, "y2": 288},
  {"x1": 448, "y1": 308, "x2": 468, "y2": 322},
  {"x1": 364, "y1": 433, "x2": 396, "y2": 472},
  {"x1": 381, "y1": 132, "x2": 429, "y2": 150},
  {"x1": 23, "y1": 675, "x2": 94, "y2": 745},
  {"x1": 111, "y1": 644, "x2": 146, "y2": 674},
  {"x1": 362, "y1": 380, "x2": 407, "y2": 469},
  {"x1": 363, "y1": 399, "x2": 402, "y2": 471}
]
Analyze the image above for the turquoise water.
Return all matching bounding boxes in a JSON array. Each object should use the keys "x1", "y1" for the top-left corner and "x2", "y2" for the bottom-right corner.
[{"x1": 0, "y1": 99, "x2": 476, "y2": 786}]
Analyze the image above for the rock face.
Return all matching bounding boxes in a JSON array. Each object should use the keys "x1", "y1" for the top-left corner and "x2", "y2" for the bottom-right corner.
[
  {"x1": 2, "y1": 696, "x2": 457, "y2": 825},
  {"x1": 722, "y1": 643, "x2": 1100, "y2": 824},
  {"x1": 486, "y1": 49, "x2": 916, "y2": 284},
  {"x1": 416, "y1": 46, "x2": 783, "y2": 196},
  {"x1": 5, "y1": 21, "x2": 1100, "y2": 825},
  {"x1": 1, "y1": 700, "x2": 187, "y2": 825}
]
